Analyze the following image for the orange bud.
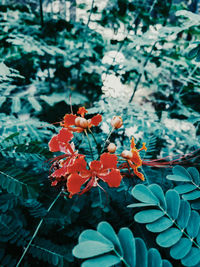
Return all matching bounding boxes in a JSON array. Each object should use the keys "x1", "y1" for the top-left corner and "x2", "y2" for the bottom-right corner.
[
  {"x1": 107, "y1": 143, "x2": 117, "y2": 153},
  {"x1": 75, "y1": 117, "x2": 88, "y2": 128},
  {"x1": 111, "y1": 116, "x2": 123, "y2": 129},
  {"x1": 121, "y1": 150, "x2": 133, "y2": 159}
]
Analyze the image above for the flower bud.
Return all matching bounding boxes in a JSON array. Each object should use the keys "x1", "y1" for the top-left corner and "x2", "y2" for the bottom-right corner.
[
  {"x1": 107, "y1": 143, "x2": 117, "y2": 153},
  {"x1": 121, "y1": 150, "x2": 133, "y2": 159},
  {"x1": 75, "y1": 117, "x2": 88, "y2": 128},
  {"x1": 111, "y1": 116, "x2": 123, "y2": 129}
]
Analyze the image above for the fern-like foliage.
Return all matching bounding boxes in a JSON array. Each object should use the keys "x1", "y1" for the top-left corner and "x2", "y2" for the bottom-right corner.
[
  {"x1": 0, "y1": 212, "x2": 29, "y2": 246},
  {"x1": 167, "y1": 166, "x2": 200, "y2": 210},
  {"x1": 0, "y1": 160, "x2": 39, "y2": 198},
  {"x1": 72, "y1": 221, "x2": 172, "y2": 267},
  {"x1": 128, "y1": 183, "x2": 200, "y2": 266},
  {"x1": 0, "y1": 247, "x2": 17, "y2": 267},
  {"x1": 29, "y1": 237, "x2": 72, "y2": 266}
]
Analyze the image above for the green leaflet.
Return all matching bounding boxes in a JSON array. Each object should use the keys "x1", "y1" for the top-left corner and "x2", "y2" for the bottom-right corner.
[
  {"x1": 130, "y1": 183, "x2": 200, "y2": 266},
  {"x1": 73, "y1": 221, "x2": 172, "y2": 267}
]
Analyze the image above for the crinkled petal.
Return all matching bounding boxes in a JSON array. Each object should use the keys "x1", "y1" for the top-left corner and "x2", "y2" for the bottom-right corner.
[
  {"x1": 63, "y1": 114, "x2": 77, "y2": 126},
  {"x1": 67, "y1": 156, "x2": 87, "y2": 173},
  {"x1": 100, "y1": 153, "x2": 118, "y2": 169},
  {"x1": 52, "y1": 165, "x2": 68, "y2": 178},
  {"x1": 48, "y1": 135, "x2": 60, "y2": 152},
  {"x1": 51, "y1": 180, "x2": 58, "y2": 186},
  {"x1": 67, "y1": 173, "x2": 89, "y2": 197},
  {"x1": 57, "y1": 128, "x2": 73, "y2": 142},
  {"x1": 90, "y1": 114, "x2": 102, "y2": 126},
  {"x1": 89, "y1": 160, "x2": 102, "y2": 171},
  {"x1": 100, "y1": 169, "x2": 122, "y2": 187},
  {"x1": 77, "y1": 107, "x2": 88, "y2": 117}
]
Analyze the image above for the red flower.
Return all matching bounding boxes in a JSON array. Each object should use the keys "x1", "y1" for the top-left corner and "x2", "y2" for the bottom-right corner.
[
  {"x1": 67, "y1": 153, "x2": 122, "y2": 198},
  {"x1": 61, "y1": 106, "x2": 102, "y2": 133},
  {"x1": 121, "y1": 137, "x2": 147, "y2": 181},
  {"x1": 48, "y1": 128, "x2": 85, "y2": 186}
]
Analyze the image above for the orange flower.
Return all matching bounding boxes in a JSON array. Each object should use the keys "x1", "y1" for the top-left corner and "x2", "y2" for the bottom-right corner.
[
  {"x1": 48, "y1": 128, "x2": 86, "y2": 186},
  {"x1": 121, "y1": 137, "x2": 147, "y2": 181},
  {"x1": 67, "y1": 153, "x2": 122, "y2": 198},
  {"x1": 61, "y1": 106, "x2": 102, "y2": 133}
]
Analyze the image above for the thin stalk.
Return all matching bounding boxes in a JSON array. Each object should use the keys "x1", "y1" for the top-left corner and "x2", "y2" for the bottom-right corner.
[
  {"x1": 16, "y1": 191, "x2": 62, "y2": 267},
  {"x1": 84, "y1": 130, "x2": 94, "y2": 160},
  {"x1": 88, "y1": 129, "x2": 98, "y2": 148},
  {"x1": 100, "y1": 127, "x2": 114, "y2": 155},
  {"x1": 39, "y1": 0, "x2": 44, "y2": 28},
  {"x1": 114, "y1": 249, "x2": 130, "y2": 267},
  {"x1": 129, "y1": 41, "x2": 157, "y2": 103}
]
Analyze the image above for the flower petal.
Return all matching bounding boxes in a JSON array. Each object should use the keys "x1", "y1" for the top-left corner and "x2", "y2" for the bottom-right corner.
[
  {"x1": 89, "y1": 160, "x2": 102, "y2": 171},
  {"x1": 90, "y1": 114, "x2": 102, "y2": 126},
  {"x1": 67, "y1": 156, "x2": 87, "y2": 173},
  {"x1": 100, "y1": 169, "x2": 122, "y2": 187},
  {"x1": 52, "y1": 165, "x2": 68, "y2": 178},
  {"x1": 100, "y1": 153, "x2": 118, "y2": 169},
  {"x1": 63, "y1": 114, "x2": 77, "y2": 126},
  {"x1": 67, "y1": 173, "x2": 89, "y2": 197},
  {"x1": 77, "y1": 107, "x2": 88, "y2": 117},
  {"x1": 57, "y1": 128, "x2": 73, "y2": 142},
  {"x1": 48, "y1": 135, "x2": 60, "y2": 152}
]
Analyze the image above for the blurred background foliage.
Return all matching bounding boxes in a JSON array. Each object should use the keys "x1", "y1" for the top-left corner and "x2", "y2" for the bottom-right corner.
[{"x1": 0, "y1": 0, "x2": 200, "y2": 266}]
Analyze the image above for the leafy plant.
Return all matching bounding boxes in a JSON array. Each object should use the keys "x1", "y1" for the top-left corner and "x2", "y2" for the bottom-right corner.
[
  {"x1": 73, "y1": 221, "x2": 172, "y2": 267},
  {"x1": 129, "y1": 183, "x2": 200, "y2": 266}
]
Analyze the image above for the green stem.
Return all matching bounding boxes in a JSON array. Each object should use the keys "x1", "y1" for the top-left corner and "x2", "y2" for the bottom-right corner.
[
  {"x1": 159, "y1": 205, "x2": 200, "y2": 249},
  {"x1": 129, "y1": 41, "x2": 157, "y2": 103},
  {"x1": 114, "y1": 249, "x2": 130, "y2": 267},
  {"x1": 89, "y1": 129, "x2": 99, "y2": 149},
  {"x1": 16, "y1": 191, "x2": 62, "y2": 267},
  {"x1": 84, "y1": 130, "x2": 94, "y2": 160},
  {"x1": 100, "y1": 128, "x2": 114, "y2": 155}
]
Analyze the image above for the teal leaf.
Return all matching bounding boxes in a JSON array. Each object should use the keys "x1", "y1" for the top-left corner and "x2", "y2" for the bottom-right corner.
[
  {"x1": 11, "y1": 97, "x2": 21, "y2": 114},
  {"x1": 146, "y1": 217, "x2": 173, "y2": 233},
  {"x1": 173, "y1": 166, "x2": 192, "y2": 180},
  {"x1": 176, "y1": 200, "x2": 191, "y2": 229},
  {"x1": 197, "y1": 230, "x2": 200, "y2": 245},
  {"x1": 174, "y1": 184, "x2": 196, "y2": 194},
  {"x1": 156, "y1": 228, "x2": 182, "y2": 247},
  {"x1": 72, "y1": 241, "x2": 114, "y2": 259},
  {"x1": 127, "y1": 203, "x2": 156, "y2": 208},
  {"x1": 170, "y1": 238, "x2": 192, "y2": 260},
  {"x1": 97, "y1": 222, "x2": 123, "y2": 256},
  {"x1": 134, "y1": 209, "x2": 164, "y2": 224},
  {"x1": 191, "y1": 201, "x2": 200, "y2": 210},
  {"x1": 187, "y1": 167, "x2": 200, "y2": 185},
  {"x1": 148, "y1": 184, "x2": 167, "y2": 209},
  {"x1": 0, "y1": 97, "x2": 6, "y2": 107},
  {"x1": 162, "y1": 260, "x2": 173, "y2": 267},
  {"x1": 167, "y1": 166, "x2": 192, "y2": 182},
  {"x1": 135, "y1": 238, "x2": 148, "y2": 267},
  {"x1": 28, "y1": 96, "x2": 42, "y2": 112},
  {"x1": 79, "y1": 230, "x2": 113, "y2": 246},
  {"x1": 131, "y1": 184, "x2": 159, "y2": 205},
  {"x1": 181, "y1": 247, "x2": 200, "y2": 267},
  {"x1": 148, "y1": 248, "x2": 162, "y2": 267},
  {"x1": 81, "y1": 255, "x2": 120, "y2": 267},
  {"x1": 166, "y1": 190, "x2": 180, "y2": 220},
  {"x1": 118, "y1": 228, "x2": 136, "y2": 267},
  {"x1": 188, "y1": 46, "x2": 199, "y2": 59},
  {"x1": 186, "y1": 211, "x2": 200, "y2": 238},
  {"x1": 182, "y1": 190, "x2": 200, "y2": 201}
]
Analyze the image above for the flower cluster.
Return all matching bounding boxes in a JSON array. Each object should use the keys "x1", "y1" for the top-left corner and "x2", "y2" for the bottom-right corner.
[{"x1": 48, "y1": 107, "x2": 147, "y2": 197}]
